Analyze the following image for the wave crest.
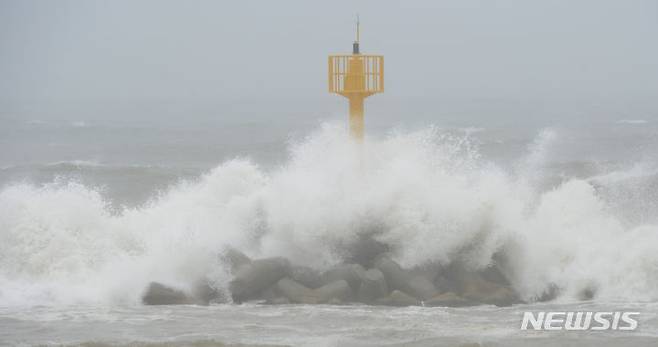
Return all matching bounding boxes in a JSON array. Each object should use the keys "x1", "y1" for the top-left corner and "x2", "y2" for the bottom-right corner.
[{"x1": 1, "y1": 123, "x2": 657, "y2": 306}]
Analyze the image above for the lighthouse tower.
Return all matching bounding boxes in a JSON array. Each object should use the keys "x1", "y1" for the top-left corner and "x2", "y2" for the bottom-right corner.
[{"x1": 328, "y1": 18, "x2": 384, "y2": 140}]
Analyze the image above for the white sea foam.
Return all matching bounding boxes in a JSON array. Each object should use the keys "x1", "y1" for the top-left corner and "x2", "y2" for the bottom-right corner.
[
  {"x1": 1, "y1": 123, "x2": 657, "y2": 307},
  {"x1": 588, "y1": 163, "x2": 658, "y2": 185}
]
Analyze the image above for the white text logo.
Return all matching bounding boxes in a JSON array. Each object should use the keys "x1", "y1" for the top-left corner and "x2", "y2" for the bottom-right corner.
[{"x1": 521, "y1": 311, "x2": 639, "y2": 330}]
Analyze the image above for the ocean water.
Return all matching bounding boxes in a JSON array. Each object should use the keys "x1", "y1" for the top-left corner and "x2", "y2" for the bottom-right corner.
[{"x1": 1, "y1": 115, "x2": 658, "y2": 346}]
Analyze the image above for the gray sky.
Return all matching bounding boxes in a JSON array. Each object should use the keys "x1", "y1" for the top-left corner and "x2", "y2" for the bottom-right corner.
[{"x1": 1, "y1": 0, "x2": 657, "y2": 124}]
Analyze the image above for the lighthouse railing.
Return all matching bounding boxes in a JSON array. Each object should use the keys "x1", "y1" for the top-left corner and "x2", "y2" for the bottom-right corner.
[{"x1": 328, "y1": 55, "x2": 384, "y2": 95}]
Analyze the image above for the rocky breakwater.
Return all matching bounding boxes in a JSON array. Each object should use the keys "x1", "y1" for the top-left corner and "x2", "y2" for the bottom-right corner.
[{"x1": 141, "y1": 248, "x2": 524, "y2": 307}]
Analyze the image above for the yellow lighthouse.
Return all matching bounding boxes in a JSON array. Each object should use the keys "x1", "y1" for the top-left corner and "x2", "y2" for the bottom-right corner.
[{"x1": 328, "y1": 18, "x2": 384, "y2": 140}]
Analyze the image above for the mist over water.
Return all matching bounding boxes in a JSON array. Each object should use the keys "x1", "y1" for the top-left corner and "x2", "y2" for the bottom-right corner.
[{"x1": 2, "y1": 120, "x2": 658, "y2": 310}]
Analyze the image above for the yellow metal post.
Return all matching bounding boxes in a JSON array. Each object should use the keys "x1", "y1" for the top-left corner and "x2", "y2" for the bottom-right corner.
[
  {"x1": 328, "y1": 19, "x2": 383, "y2": 141},
  {"x1": 349, "y1": 96, "x2": 364, "y2": 139}
]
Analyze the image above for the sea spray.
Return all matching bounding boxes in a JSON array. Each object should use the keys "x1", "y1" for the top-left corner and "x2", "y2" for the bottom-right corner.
[{"x1": 1, "y1": 123, "x2": 658, "y2": 306}]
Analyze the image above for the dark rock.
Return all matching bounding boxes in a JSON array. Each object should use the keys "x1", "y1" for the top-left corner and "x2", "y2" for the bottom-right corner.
[
  {"x1": 408, "y1": 275, "x2": 440, "y2": 301},
  {"x1": 578, "y1": 286, "x2": 597, "y2": 301},
  {"x1": 357, "y1": 269, "x2": 388, "y2": 303},
  {"x1": 191, "y1": 281, "x2": 227, "y2": 304},
  {"x1": 322, "y1": 264, "x2": 365, "y2": 292},
  {"x1": 316, "y1": 280, "x2": 352, "y2": 303},
  {"x1": 374, "y1": 256, "x2": 408, "y2": 290},
  {"x1": 229, "y1": 257, "x2": 290, "y2": 303},
  {"x1": 374, "y1": 256, "x2": 438, "y2": 300},
  {"x1": 274, "y1": 278, "x2": 352, "y2": 304},
  {"x1": 437, "y1": 263, "x2": 522, "y2": 307},
  {"x1": 290, "y1": 265, "x2": 324, "y2": 289},
  {"x1": 433, "y1": 273, "x2": 456, "y2": 294},
  {"x1": 433, "y1": 263, "x2": 465, "y2": 294},
  {"x1": 536, "y1": 283, "x2": 560, "y2": 302},
  {"x1": 339, "y1": 233, "x2": 390, "y2": 267},
  {"x1": 459, "y1": 272, "x2": 521, "y2": 307},
  {"x1": 480, "y1": 264, "x2": 511, "y2": 287},
  {"x1": 142, "y1": 282, "x2": 196, "y2": 305},
  {"x1": 376, "y1": 290, "x2": 419, "y2": 307},
  {"x1": 274, "y1": 278, "x2": 317, "y2": 304},
  {"x1": 219, "y1": 247, "x2": 251, "y2": 273}
]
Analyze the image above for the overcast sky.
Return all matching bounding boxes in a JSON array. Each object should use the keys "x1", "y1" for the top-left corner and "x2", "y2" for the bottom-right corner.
[{"x1": 1, "y1": 0, "x2": 657, "y2": 124}]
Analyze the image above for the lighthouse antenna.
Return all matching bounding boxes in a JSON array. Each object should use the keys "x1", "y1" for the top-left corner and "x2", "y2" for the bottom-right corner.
[
  {"x1": 353, "y1": 14, "x2": 360, "y2": 54},
  {"x1": 356, "y1": 14, "x2": 360, "y2": 43}
]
